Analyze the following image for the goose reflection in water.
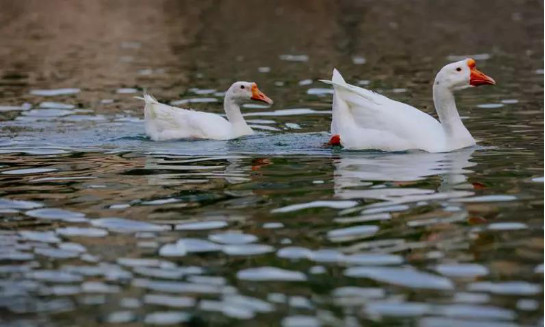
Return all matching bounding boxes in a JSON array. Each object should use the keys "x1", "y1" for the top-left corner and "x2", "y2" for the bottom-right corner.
[
  {"x1": 332, "y1": 148, "x2": 477, "y2": 206},
  {"x1": 143, "y1": 156, "x2": 271, "y2": 187}
]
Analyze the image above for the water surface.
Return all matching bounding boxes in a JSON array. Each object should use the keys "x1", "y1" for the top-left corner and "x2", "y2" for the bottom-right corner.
[{"x1": 0, "y1": 1, "x2": 543, "y2": 326}]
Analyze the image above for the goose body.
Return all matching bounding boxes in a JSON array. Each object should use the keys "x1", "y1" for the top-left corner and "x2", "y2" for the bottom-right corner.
[
  {"x1": 140, "y1": 82, "x2": 272, "y2": 141},
  {"x1": 323, "y1": 59, "x2": 495, "y2": 153}
]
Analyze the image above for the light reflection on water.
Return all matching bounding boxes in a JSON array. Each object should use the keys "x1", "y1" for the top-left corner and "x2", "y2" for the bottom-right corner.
[
  {"x1": 0, "y1": 134, "x2": 541, "y2": 325},
  {"x1": 0, "y1": 0, "x2": 543, "y2": 326}
]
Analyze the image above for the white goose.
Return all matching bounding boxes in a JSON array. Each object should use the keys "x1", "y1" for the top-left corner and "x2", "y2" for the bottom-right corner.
[
  {"x1": 140, "y1": 82, "x2": 272, "y2": 141},
  {"x1": 322, "y1": 58, "x2": 495, "y2": 153}
]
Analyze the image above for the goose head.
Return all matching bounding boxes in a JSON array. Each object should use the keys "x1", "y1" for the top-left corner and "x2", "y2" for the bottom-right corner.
[
  {"x1": 227, "y1": 81, "x2": 273, "y2": 105},
  {"x1": 435, "y1": 58, "x2": 495, "y2": 91}
]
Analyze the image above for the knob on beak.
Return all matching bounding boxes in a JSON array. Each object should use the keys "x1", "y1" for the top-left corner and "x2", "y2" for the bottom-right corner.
[
  {"x1": 468, "y1": 58, "x2": 496, "y2": 86},
  {"x1": 251, "y1": 83, "x2": 273, "y2": 105}
]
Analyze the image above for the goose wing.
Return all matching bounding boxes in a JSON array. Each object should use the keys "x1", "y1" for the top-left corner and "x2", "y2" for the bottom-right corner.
[
  {"x1": 321, "y1": 69, "x2": 442, "y2": 142},
  {"x1": 140, "y1": 94, "x2": 232, "y2": 140}
]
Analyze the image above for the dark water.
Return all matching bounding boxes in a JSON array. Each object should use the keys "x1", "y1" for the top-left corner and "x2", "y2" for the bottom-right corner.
[{"x1": 0, "y1": 1, "x2": 543, "y2": 326}]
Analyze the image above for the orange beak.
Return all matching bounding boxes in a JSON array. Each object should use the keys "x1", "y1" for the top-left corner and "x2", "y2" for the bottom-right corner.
[
  {"x1": 468, "y1": 58, "x2": 496, "y2": 86},
  {"x1": 251, "y1": 83, "x2": 273, "y2": 105}
]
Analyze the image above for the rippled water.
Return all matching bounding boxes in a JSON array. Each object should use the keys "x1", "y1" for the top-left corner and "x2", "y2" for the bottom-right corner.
[{"x1": 0, "y1": 1, "x2": 543, "y2": 326}]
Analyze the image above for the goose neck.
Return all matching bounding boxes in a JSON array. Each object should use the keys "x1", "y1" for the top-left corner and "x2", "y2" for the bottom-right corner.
[
  {"x1": 432, "y1": 82, "x2": 469, "y2": 138},
  {"x1": 224, "y1": 95, "x2": 252, "y2": 134}
]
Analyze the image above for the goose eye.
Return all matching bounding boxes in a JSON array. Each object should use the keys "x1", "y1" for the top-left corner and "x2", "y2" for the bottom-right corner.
[
  {"x1": 456, "y1": 67, "x2": 462, "y2": 72},
  {"x1": 240, "y1": 85, "x2": 245, "y2": 89}
]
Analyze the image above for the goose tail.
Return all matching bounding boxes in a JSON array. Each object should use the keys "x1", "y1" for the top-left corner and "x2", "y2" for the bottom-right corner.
[
  {"x1": 136, "y1": 92, "x2": 161, "y2": 119},
  {"x1": 135, "y1": 93, "x2": 159, "y2": 105},
  {"x1": 319, "y1": 68, "x2": 346, "y2": 85},
  {"x1": 320, "y1": 69, "x2": 380, "y2": 105},
  {"x1": 331, "y1": 68, "x2": 346, "y2": 84}
]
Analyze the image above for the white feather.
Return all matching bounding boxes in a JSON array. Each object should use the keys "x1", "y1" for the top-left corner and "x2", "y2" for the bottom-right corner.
[
  {"x1": 322, "y1": 69, "x2": 462, "y2": 152},
  {"x1": 137, "y1": 93, "x2": 234, "y2": 141}
]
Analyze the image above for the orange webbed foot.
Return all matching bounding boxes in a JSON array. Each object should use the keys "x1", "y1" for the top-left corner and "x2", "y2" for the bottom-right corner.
[{"x1": 328, "y1": 134, "x2": 341, "y2": 146}]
